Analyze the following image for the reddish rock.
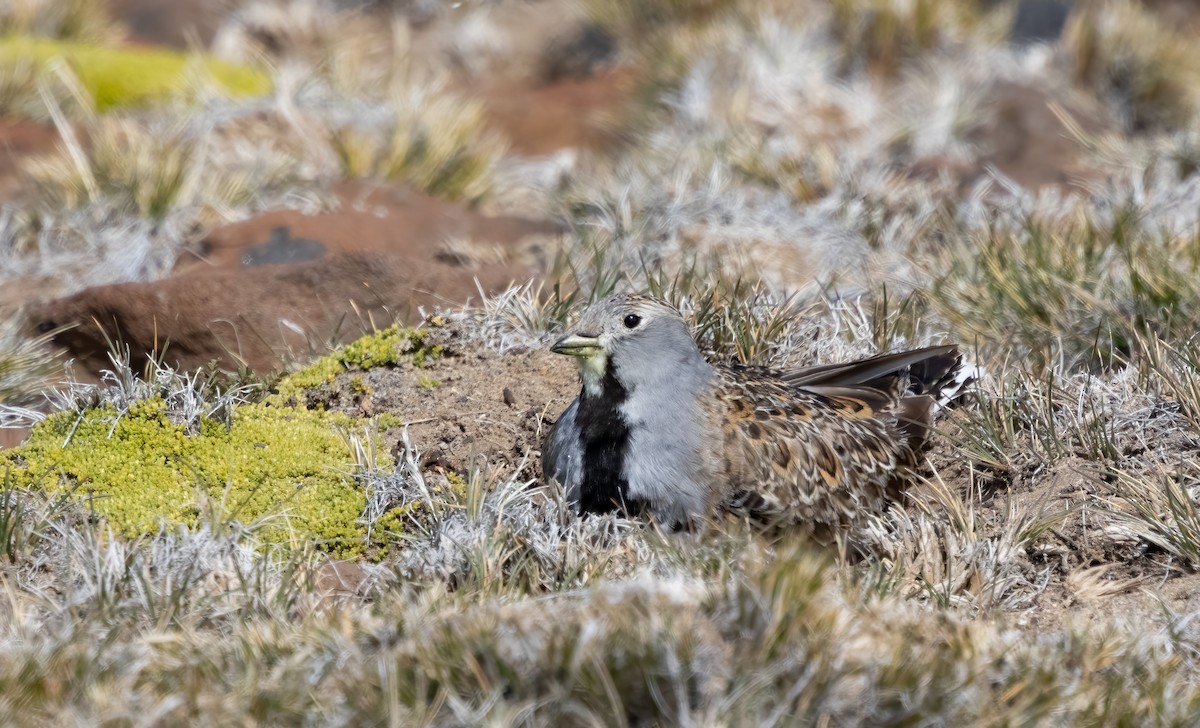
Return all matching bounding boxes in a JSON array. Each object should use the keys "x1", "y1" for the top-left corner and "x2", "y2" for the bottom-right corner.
[
  {"x1": 0, "y1": 428, "x2": 30, "y2": 450},
  {"x1": 909, "y1": 82, "x2": 1108, "y2": 194},
  {"x1": 315, "y1": 560, "x2": 368, "y2": 599},
  {"x1": 975, "y1": 82, "x2": 1107, "y2": 192},
  {"x1": 480, "y1": 69, "x2": 635, "y2": 156},
  {"x1": 30, "y1": 183, "x2": 559, "y2": 375},
  {"x1": 175, "y1": 181, "x2": 560, "y2": 272},
  {"x1": 0, "y1": 118, "x2": 58, "y2": 156},
  {"x1": 106, "y1": 0, "x2": 223, "y2": 48},
  {"x1": 0, "y1": 275, "x2": 65, "y2": 314},
  {"x1": 0, "y1": 118, "x2": 59, "y2": 203}
]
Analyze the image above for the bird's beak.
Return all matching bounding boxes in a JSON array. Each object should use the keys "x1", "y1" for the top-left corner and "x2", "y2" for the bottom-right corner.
[{"x1": 551, "y1": 333, "x2": 602, "y2": 357}]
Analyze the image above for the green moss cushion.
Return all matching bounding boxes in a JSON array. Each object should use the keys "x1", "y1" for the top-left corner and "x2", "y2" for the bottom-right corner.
[
  {"x1": 0, "y1": 36, "x2": 271, "y2": 110},
  {"x1": 3, "y1": 399, "x2": 371, "y2": 556}
]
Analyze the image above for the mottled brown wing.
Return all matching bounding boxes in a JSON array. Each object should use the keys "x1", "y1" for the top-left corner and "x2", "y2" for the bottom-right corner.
[{"x1": 716, "y1": 366, "x2": 919, "y2": 537}]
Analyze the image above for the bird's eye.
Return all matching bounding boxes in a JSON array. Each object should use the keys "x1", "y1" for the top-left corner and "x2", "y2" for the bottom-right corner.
[{"x1": 623, "y1": 314, "x2": 642, "y2": 329}]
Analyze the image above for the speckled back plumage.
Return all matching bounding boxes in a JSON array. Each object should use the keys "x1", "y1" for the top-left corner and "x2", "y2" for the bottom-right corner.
[{"x1": 715, "y1": 347, "x2": 964, "y2": 541}]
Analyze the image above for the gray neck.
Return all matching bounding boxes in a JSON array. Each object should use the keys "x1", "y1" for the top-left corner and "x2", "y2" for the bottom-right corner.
[{"x1": 611, "y1": 331, "x2": 719, "y2": 525}]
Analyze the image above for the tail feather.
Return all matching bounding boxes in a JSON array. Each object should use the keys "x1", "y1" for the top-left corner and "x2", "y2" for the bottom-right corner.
[
  {"x1": 783, "y1": 345, "x2": 960, "y2": 388},
  {"x1": 786, "y1": 344, "x2": 977, "y2": 412}
]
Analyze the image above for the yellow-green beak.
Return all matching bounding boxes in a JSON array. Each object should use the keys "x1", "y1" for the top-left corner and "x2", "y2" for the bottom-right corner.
[{"x1": 551, "y1": 334, "x2": 602, "y2": 356}]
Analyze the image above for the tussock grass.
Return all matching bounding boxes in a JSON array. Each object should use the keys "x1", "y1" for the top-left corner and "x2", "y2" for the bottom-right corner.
[
  {"x1": 1064, "y1": 0, "x2": 1200, "y2": 132},
  {"x1": 582, "y1": 0, "x2": 741, "y2": 42},
  {"x1": 26, "y1": 116, "x2": 213, "y2": 221},
  {"x1": 928, "y1": 202, "x2": 1200, "y2": 369},
  {"x1": 1102, "y1": 466, "x2": 1200, "y2": 570},
  {"x1": 0, "y1": 0, "x2": 118, "y2": 43},
  {"x1": 4, "y1": 291, "x2": 1200, "y2": 721},
  {"x1": 20, "y1": 105, "x2": 311, "y2": 228},
  {"x1": 1, "y1": 95, "x2": 327, "y2": 287},
  {"x1": 2, "y1": 494, "x2": 1200, "y2": 724},
  {"x1": 1134, "y1": 332, "x2": 1200, "y2": 434},
  {"x1": 464, "y1": 281, "x2": 577, "y2": 352},
  {"x1": 213, "y1": 0, "x2": 370, "y2": 66},
  {"x1": 0, "y1": 2, "x2": 513, "y2": 294},
  {"x1": 827, "y1": 0, "x2": 1002, "y2": 74},
  {"x1": 325, "y1": 81, "x2": 506, "y2": 201},
  {"x1": 864, "y1": 474, "x2": 1063, "y2": 612},
  {"x1": 0, "y1": 316, "x2": 61, "y2": 408}
]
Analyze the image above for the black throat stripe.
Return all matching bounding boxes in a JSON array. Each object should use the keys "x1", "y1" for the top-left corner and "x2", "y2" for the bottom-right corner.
[{"x1": 573, "y1": 366, "x2": 643, "y2": 515}]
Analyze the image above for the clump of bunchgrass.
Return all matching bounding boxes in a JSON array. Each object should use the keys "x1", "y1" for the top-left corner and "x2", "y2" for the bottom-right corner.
[
  {"x1": 861, "y1": 471, "x2": 1063, "y2": 612},
  {"x1": 212, "y1": 0, "x2": 361, "y2": 66},
  {"x1": 463, "y1": 281, "x2": 576, "y2": 352},
  {"x1": 1063, "y1": 0, "x2": 1200, "y2": 132},
  {"x1": 582, "y1": 0, "x2": 742, "y2": 46},
  {"x1": 928, "y1": 200, "x2": 1200, "y2": 370},
  {"x1": 1133, "y1": 332, "x2": 1200, "y2": 434},
  {"x1": 21, "y1": 102, "x2": 293, "y2": 222},
  {"x1": 0, "y1": 315, "x2": 62, "y2": 408},
  {"x1": 1100, "y1": 465, "x2": 1200, "y2": 570},
  {"x1": 0, "y1": 0, "x2": 118, "y2": 43},
  {"x1": 354, "y1": 426, "x2": 647, "y2": 594},
  {"x1": 324, "y1": 80, "x2": 506, "y2": 201},
  {"x1": 828, "y1": 0, "x2": 1002, "y2": 75},
  {"x1": 6, "y1": 293, "x2": 1200, "y2": 722}
]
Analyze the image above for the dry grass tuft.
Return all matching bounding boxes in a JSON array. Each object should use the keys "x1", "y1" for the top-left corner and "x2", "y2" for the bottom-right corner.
[
  {"x1": 582, "y1": 0, "x2": 742, "y2": 44},
  {"x1": 325, "y1": 80, "x2": 507, "y2": 201},
  {"x1": 1064, "y1": 0, "x2": 1200, "y2": 132},
  {"x1": 0, "y1": 0, "x2": 119, "y2": 43},
  {"x1": 24, "y1": 81, "x2": 333, "y2": 219},
  {"x1": 0, "y1": 316, "x2": 62, "y2": 408},
  {"x1": 1101, "y1": 466, "x2": 1200, "y2": 570},
  {"x1": 828, "y1": 0, "x2": 1002, "y2": 75},
  {"x1": 927, "y1": 201, "x2": 1200, "y2": 369}
]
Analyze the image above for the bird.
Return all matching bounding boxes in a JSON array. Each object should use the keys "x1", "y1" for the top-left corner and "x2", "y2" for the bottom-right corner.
[{"x1": 541, "y1": 293, "x2": 973, "y2": 542}]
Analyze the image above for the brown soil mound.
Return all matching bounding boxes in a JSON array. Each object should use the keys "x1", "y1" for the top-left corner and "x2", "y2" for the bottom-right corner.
[
  {"x1": 481, "y1": 69, "x2": 635, "y2": 156},
  {"x1": 293, "y1": 320, "x2": 579, "y2": 479},
  {"x1": 0, "y1": 118, "x2": 58, "y2": 204},
  {"x1": 174, "y1": 181, "x2": 561, "y2": 273},
  {"x1": 976, "y1": 82, "x2": 1107, "y2": 192},
  {"x1": 30, "y1": 182, "x2": 561, "y2": 376}
]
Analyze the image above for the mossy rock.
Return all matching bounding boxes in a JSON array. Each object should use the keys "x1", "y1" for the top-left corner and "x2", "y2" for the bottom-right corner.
[
  {"x1": 0, "y1": 325, "x2": 447, "y2": 556},
  {"x1": 0, "y1": 36, "x2": 270, "y2": 111},
  {"x1": 274, "y1": 324, "x2": 442, "y2": 400},
  {"x1": 1, "y1": 398, "x2": 385, "y2": 557}
]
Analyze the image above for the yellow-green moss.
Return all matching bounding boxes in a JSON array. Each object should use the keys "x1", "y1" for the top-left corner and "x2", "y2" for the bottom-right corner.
[
  {"x1": 1, "y1": 398, "x2": 382, "y2": 557},
  {"x1": 373, "y1": 412, "x2": 406, "y2": 430},
  {"x1": 443, "y1": 470, "x2": 469, "y2": 501},
  {"x1": 0, "y1": 36, "x2": 270, "y2": 111},
  {"x1": 275, "y1": 325, "x2": 441, "y2": 398}
]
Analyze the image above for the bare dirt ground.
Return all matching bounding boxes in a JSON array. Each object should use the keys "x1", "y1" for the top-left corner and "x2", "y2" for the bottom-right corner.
[{"x1": 302, "y1": 320, "x2": 578, "y2": 479}]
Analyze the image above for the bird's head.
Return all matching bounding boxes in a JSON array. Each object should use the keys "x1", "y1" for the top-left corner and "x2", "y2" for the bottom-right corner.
[{"x1": 551, "y1": 294, "x2": 703, "y2": 395}]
